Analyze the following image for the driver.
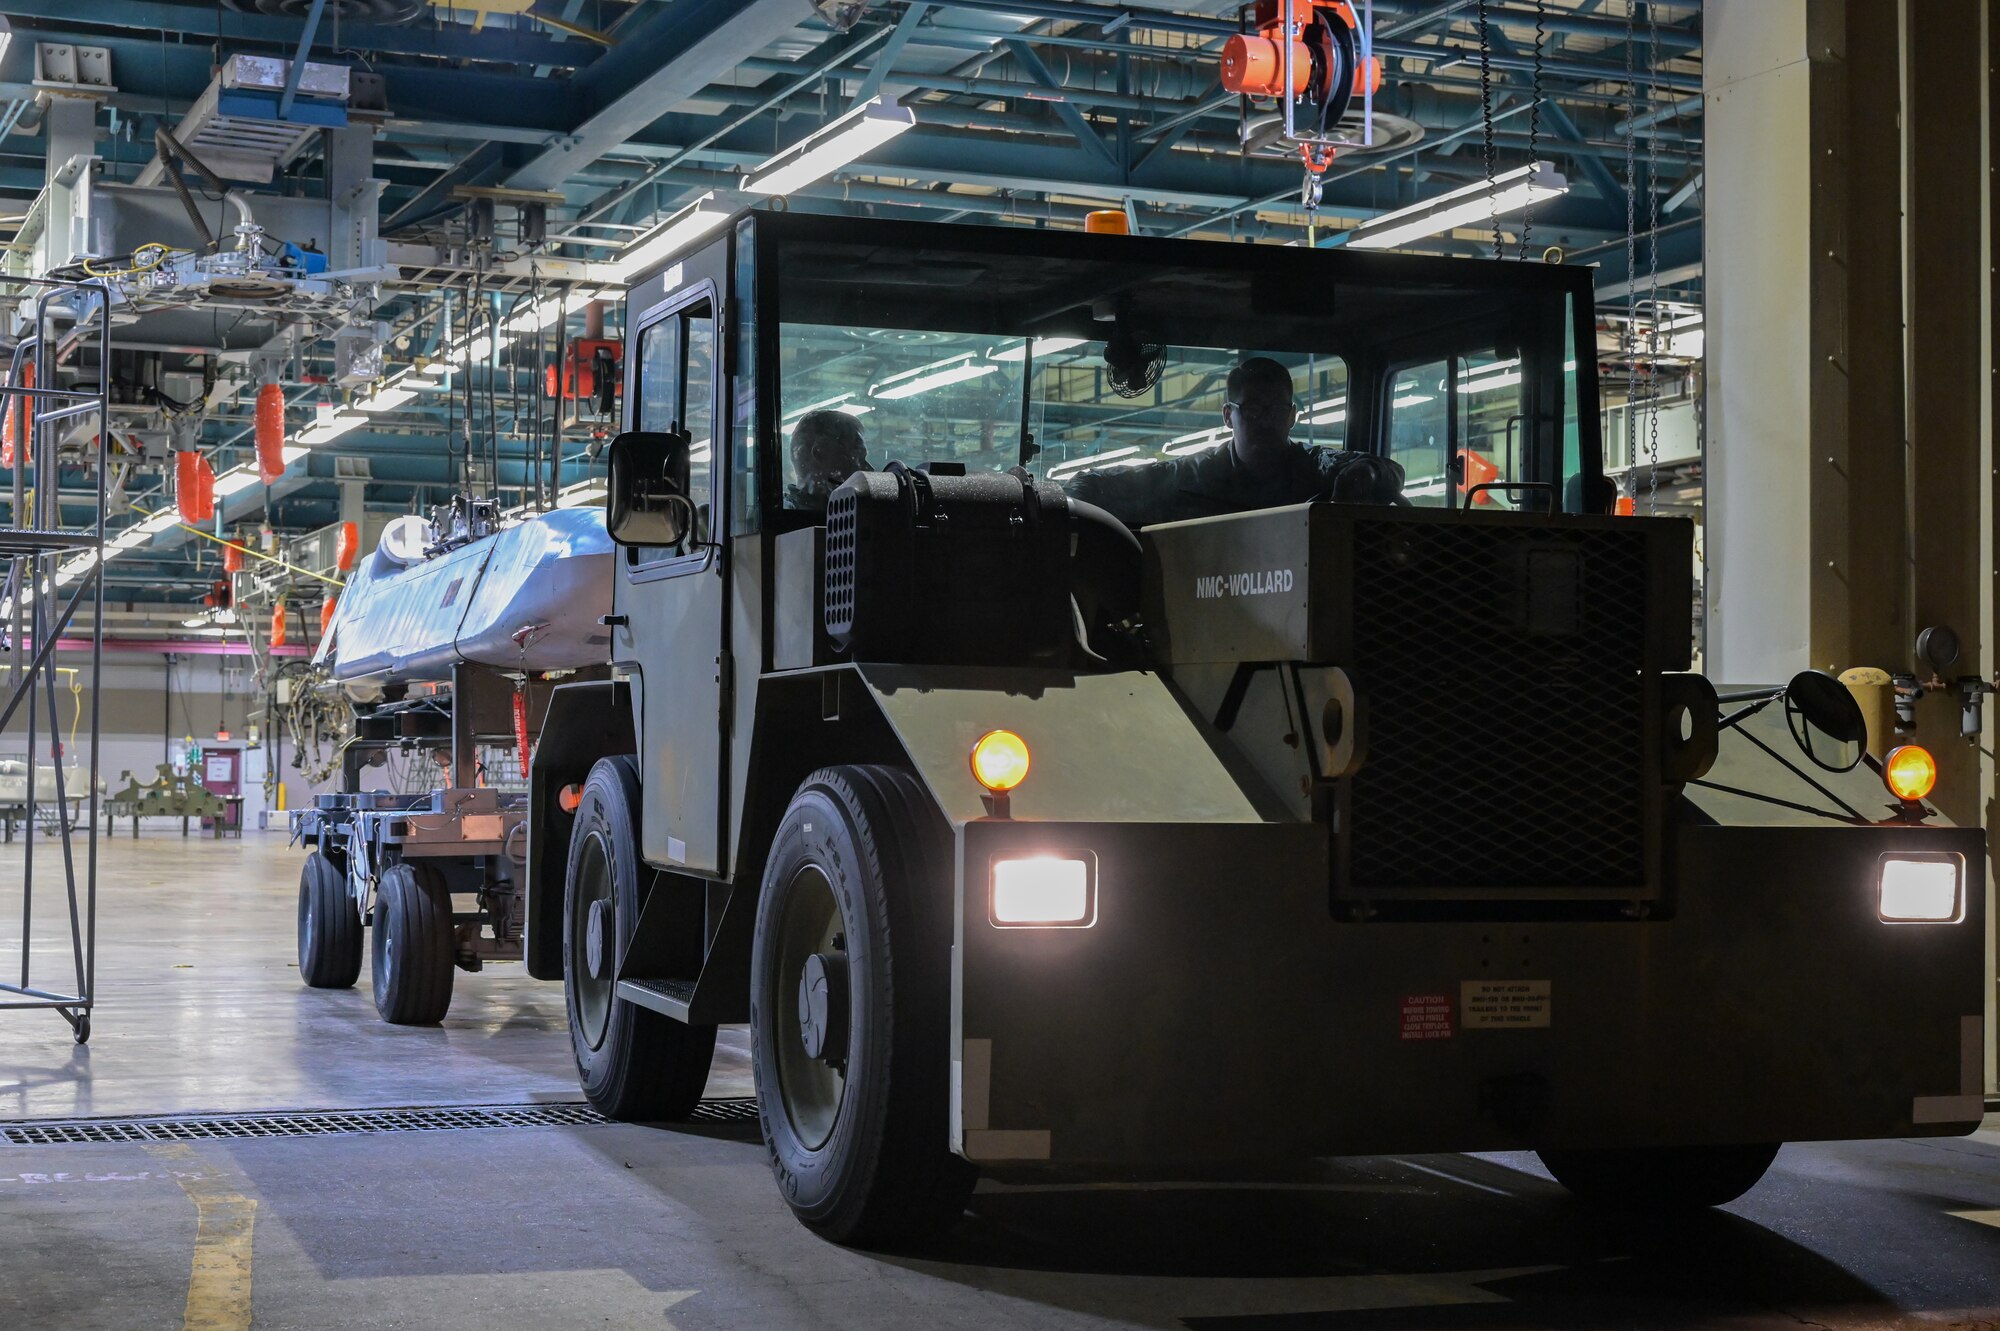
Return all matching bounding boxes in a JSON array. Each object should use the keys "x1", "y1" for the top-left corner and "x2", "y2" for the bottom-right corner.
[
  {"x1": 1064, "y1": 356, "x2": 1404, "y2": 525},
  {"x1": 785, "y1": 409, "x2": 871, "y2": 511}
]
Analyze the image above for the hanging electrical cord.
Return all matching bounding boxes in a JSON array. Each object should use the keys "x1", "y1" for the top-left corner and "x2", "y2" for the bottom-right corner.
[
  {"x1": 1476, "y1": 0, "x2": 1501, "y2": 260},
  {"x1": 1644, "y1": 2, "x2": 1664, "y2": 516},
  {"x1": 1622, "y1": 0, "x2": 1639, "y2": 505},
  {"x1": 1518, "y1": 0, "x2": 1548, "y2": 260}
]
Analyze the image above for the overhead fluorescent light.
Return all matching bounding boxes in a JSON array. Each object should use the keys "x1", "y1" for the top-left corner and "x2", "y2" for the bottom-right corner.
[
  {"x1": 987, "y1": 336, "x2": 1087, "y2": 364},
  {"x1": 742, "y1": 96, "x2": 916, "y2": 196},
  {"x1": 1460, "y1": 371, "x2": 1522, "y2": 395},
  {"x1": 1163, "y1": 427, "x2": 1228, "y2": 456},
  {"x1": 136, "y1": 510, "x2": 179, "y2": 535},
  {"x1": 0, "y1": 19, "x2": 11, "y2": 72},
  {"x1": 213, "y1": 469, "x2": 261, "y2": 497},
  {"x1": 871, "y1": 355, "x2": 999, "y2": 401},
  {"x1": 1344, "y1": 161, "x2": 1569, "y2": 251},
  {"x1": 356, "y1": 387, "x2": 415, "y2": 413},
  {"x1": 1392, "y1": 393, "x2": 1434, "y2": 408},
  {"x1": 281, "y1": 445, "x2": 310, "y2": 465},
  {"x1": 612, "y1": 193, "x2": 730, "y2": 280},
  {"x1": 1048, "y1": 445, "x2": 1138, "y2": 477},
  {"x1": 400, "y1": 372, "x2": 444, "y2": 389}
]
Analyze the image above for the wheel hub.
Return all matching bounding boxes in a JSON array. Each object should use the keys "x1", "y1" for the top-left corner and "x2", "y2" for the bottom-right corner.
[
  {"x1": 796, "y1": 950, "x2": 848, "y2": 1064},
  {"x1": 585, "y1": 897, "x2": 613, "y2": 980}
]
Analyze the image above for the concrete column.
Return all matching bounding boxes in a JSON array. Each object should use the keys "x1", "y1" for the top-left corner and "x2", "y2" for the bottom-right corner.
[{"x1": 1704, "y1": 0, "x2": 1909, "y2": 683}]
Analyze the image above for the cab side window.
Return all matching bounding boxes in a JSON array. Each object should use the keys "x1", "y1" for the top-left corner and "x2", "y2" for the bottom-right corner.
[
  {"x1": 1385, "y1": 348, "x2": 1526, "y2": 508},
  {"x1": 629, "y1": 297, "x2": 717, "y2": 565}
]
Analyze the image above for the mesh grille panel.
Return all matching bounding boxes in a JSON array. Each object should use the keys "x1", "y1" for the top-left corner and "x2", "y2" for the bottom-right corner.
[
  {"x1": 1346, "y1": 520, "x2": 1651, "y2": 890},
  {"x1": 0, "y1": 1098, "x2": 760, "y2": 1146},
  {"x1": 824, "y1": 489, "x2": 857, "y2": 636}
]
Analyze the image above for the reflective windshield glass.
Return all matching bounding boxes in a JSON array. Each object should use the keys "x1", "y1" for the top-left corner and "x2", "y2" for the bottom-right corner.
[
  {"x1": 777, "y1": 329, "x2": 1349, "y2": 502},
  {"x1": 770, "y1": 232, "x2": 1583, "y2": 514}
]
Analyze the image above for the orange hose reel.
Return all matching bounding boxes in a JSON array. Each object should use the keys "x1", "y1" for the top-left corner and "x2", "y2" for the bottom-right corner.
[{"x1": 1220, "y1": 1, "x2": 1378, "y2": 102}]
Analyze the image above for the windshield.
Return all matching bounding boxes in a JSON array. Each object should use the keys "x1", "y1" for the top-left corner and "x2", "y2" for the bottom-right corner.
[
  {"x1": 772, "y1": 233, "x2": 1582, "y2": 513},
  {"x1": 777, "y1": 327, "x2": 1351, "y2": 501}
]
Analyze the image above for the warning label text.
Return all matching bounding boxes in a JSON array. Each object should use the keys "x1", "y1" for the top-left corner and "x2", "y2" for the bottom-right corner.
[
  {"x1": 1461, "y1": 980, "x2": 1551, "y2": 1029},
  {"x1": 1399, "y1": 993, "x2": 1455, "y2": 1041}
]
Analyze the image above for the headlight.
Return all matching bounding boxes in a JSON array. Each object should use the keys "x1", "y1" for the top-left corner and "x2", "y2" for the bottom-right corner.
[
  {"x1": 991, "y1": 856, "x2": 1093, "y2": 927},
  {"x1": 1878, "y1": 853, "x2": 1964, "y2": 923}
]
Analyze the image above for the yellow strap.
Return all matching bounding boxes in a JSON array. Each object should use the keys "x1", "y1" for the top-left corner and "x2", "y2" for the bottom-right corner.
[{"x1": 128, "y1": 505, "x2": 345, "y2": 588}]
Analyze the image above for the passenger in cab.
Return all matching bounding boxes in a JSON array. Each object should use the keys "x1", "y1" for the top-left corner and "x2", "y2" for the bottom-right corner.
[
  {"x1": 785, "y1": 408, "x2": 871, "y2": 511},
  {"x1": 1065, "y1": 356, "x2": 1404, "y2": 526}
]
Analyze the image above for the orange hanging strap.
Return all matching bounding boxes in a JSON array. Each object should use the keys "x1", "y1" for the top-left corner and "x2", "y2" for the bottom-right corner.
[
  {"x1": 512, "y1": 687, "x2": 533, "y2": 770},
  {"x1": 3, "y1": 360, "x2": 35, "y2": 470},
  {"x1": 255, "y1": 382, "x2": 287, "y2": 483}
]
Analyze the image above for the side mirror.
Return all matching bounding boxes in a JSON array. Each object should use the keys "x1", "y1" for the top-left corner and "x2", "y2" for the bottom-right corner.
[
  {"x1": 1783, "y1": 668, "x2": 1867, "y2": 773},
  {"x1": 606, "y1": 429, "x2": 691, "y2": 547}
]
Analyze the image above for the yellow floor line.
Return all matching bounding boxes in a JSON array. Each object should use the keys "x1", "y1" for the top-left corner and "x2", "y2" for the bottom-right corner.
[
  {"x1": 143, "y1": 1143, "x2": 258, "y2": 1331},
  {"x1": 1950, "y1": 1208, "x2": 2000, "y2": 1229}
]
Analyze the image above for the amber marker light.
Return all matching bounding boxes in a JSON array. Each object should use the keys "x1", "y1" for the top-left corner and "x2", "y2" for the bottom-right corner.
[
  {"x1": 970, "y1": 729, "x2": 1031, "y2": 793},
  {"x1": 1882, "y1": 745, "x2": 1938, "y2": 802}
]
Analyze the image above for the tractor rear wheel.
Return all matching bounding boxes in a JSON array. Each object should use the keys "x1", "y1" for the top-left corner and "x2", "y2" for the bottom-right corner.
[
  {"x1": 563, "y1": 756, "x2": 716, "y2": 1120},
  {"x1": 1538, "y1": 1142, "x2": 1780, "y2": 1209}
]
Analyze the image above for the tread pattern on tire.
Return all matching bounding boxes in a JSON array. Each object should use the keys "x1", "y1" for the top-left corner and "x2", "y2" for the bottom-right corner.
[
  {"x1": 371, "y1": 862, "x2": 455, "y2": 1026},
  {"x1": 1537, "y1": 1142, "x2": 1780, "y2": 1209},
  {"x1": 566, "y1": 755, "x2": 717, "y2": 1122},
  {"x1": 298, "y1": 850, "x2": 362, "y2": 990},
  {"x1": 755, "y1": 764, "x2": 976, "y2": 1248}
]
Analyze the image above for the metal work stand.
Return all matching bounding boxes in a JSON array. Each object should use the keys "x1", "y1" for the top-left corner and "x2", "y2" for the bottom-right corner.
[{"x1": 0, "y1": 273, "x2": 111, "y2": 1044}]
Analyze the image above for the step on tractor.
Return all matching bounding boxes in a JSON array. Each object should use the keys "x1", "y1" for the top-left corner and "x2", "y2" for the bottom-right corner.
[{"x1": 524, "y1": 212, "x2": 1986, "y2": 1246}]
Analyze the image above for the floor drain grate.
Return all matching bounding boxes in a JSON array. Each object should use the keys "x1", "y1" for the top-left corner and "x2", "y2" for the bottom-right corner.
[{"x1": 0, "y1": 1097, "x2": 760, "y2": 1146}]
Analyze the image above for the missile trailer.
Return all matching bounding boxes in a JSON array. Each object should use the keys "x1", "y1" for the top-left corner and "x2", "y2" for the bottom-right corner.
[
  {"x1": 523, "y1": 212, "x2": 1986, "y2": 1245},
  {"x1": 293, "y1": 503, "x2": 613, "y2": 1024}
]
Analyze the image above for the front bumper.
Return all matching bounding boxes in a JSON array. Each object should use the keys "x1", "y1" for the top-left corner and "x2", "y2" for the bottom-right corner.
[{"x1": 951, "y1": 819, "x2": 1987, "y2": 1170}]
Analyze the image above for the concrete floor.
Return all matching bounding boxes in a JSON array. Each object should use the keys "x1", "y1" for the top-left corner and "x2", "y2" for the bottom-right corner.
[{"x1": 2, "y1": 832, "x2": 1998, "y2": 1330}]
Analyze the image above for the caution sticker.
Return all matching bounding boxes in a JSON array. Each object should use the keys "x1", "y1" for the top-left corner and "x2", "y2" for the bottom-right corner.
[
  {"x1": 1399, "y1": 993, "x2": 1454, "y2": 1041},
  {"x1": 1461, "y1": 980, "x2": 1551, "y2": 1029}
]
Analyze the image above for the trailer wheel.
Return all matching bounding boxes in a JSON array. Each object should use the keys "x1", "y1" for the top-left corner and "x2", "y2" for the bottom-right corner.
[
  {"x1": 752, "y1": 765, "x2": 976, "y2": 1248},
  {"x1": 563, "y1": 756, "x2": 717, "y2": 1120},
  {"x1": 371, "y1": 862, "x2": 455, "y2": 1025},
  {"x1": 297, "y1": 850, "x2": 361, "y2": 989},
  {"x1": 1538, "y1": 1142, "x2": 1781, "y2": 1208}
]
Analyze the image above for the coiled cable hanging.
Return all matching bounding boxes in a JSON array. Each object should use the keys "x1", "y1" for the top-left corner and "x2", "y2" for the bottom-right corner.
[{"x1": 1519, "y1": 0, "x2": 1548, "y2": 260}]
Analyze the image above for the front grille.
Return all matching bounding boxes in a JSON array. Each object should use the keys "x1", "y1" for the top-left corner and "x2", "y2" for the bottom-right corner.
[
  {"x1": 0, "y1": 1098, "x2": 759, "y2": 1146},
  {"x1": 1345, "y1": 519, "x2": 1652, "y2": 891}
]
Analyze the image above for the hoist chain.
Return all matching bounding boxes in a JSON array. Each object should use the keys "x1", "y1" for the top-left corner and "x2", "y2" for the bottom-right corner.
[
  {"x1": 1644, "y1": 2, "x2": 1663, "y2": 515},
  {"x1": 1519, "y1": 0, "x2": 1548, "y2": 260},
  {"x1": 1477, "y1": 0, "x2": 1501, "y2": 260}
]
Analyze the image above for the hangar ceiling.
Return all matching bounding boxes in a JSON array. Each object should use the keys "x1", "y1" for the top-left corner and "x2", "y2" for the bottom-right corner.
[{"x1": 0, "y1": 0, "x2": 1700, "y2": 629}]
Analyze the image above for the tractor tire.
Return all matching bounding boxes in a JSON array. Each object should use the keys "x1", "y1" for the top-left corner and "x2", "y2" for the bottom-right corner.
[
  {"x1": 297, "y1": 850, "x2": 362, "y2": 989},
  {"x1": 1538, "y1": 1142, "x2": 1781, "y2": 1209},
  {"x1": 371, "y1": 861, "x2": 455, "y2": 1026},
  {"x1": 751, "y1": 764, "x2": 977, "y2": 1248},
  {"x1": 563, "y1": 756, "x2": 717, "y2": 1120}
]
